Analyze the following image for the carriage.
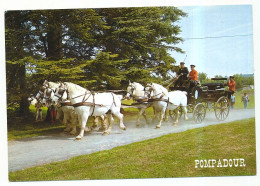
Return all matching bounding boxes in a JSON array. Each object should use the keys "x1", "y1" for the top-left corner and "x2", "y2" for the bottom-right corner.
[{"x1": 168, "y1": 77, "x2": 230, "y2": 123}]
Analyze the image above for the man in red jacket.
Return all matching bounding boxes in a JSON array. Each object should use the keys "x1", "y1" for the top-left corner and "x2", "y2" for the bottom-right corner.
[
  {"x1": 189, "y1": 64, "x2": 198, "y2": 81},
  {"x1": 227, "y1": 76, "x2": 235, "y2": 92},
  {"x1": 227, "y1": 76, "x2": 235, "y2": 100}
]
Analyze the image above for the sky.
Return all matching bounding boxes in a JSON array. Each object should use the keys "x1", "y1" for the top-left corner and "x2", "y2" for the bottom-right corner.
[{"x1": 171, "y1": 5, "x2": 254, "y2": 78}]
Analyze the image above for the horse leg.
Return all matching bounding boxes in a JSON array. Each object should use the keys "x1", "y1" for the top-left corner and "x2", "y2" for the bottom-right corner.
[
  {"x1": 164, "y1": 109, "x2": 169, "y2": 122},
  {"x1": 40, "y1": 110, "x2": 43, "y2": 121},
  {"x1": 103, "y1": 114, "x2": 113, "y2": 135},
  {"x1": 70, "y1": 113, "x2": 77, "y2": 135},
  {"x1": 98, "y1": 114, "x2": 107, "y2": 132},
  {"x1": 113, "y1": 110, "x2": 126, "y2": 130},
  {"x1": 137, "y1": 107, "x2": 147, "y2": 126},
  {"x1": 173, "y1": 108, "x2": 179, "y2": 125},
  {"x1": 63, "y1": 112, "x2": 71, "y2": 132},
  {"x1": 36, "y1": 109, "x2": 39, "y2": 121},
  {"x1": 76, "y1": 113, "x2": 89, "y2": 140},
  {"x1": 142, "y1": 109, "x2": 150, "y2": 125},
  {"x1": 156, "y1": 108, "x2": 166, "y2": 129},
  {"x1": 182, "y1": 106, "x2": 189, "y2": 120},
  {"x1": 92, "y1": 116, "x2": 98, "y2": 129},
  {"x1": 152, "y1": 106, "x2": 157, "y2": 123}
]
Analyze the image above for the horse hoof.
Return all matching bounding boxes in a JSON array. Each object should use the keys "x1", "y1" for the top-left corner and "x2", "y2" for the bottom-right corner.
[
  {"x1": 185, "y1": 118, "x2": 189, "y2": 121},
  {"x1": 75, "y1": 137, "x2": 82, "y2": 141},
  {"x1": 155, "y1": 126, "x2": 160, "y2": 129},
  {"x1": 97, "y1": 127, "x2": 106, "y2": 132},
  {"x1": 102, "y1": 131, "x2": 110, "y2": 135},
  {"x1": 120, "y1": 126, "x2": 126, "y2": 130}
]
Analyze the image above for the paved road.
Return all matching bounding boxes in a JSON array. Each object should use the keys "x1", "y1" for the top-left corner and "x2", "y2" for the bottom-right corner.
[{"x1": 8, "y1": 109, "x2": 255, "y2": 172}]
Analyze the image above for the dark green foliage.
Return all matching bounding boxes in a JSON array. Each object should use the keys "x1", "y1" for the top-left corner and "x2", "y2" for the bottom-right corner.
[{"x1": 5, "y1": 7, "x2": 187, "y2": 117}]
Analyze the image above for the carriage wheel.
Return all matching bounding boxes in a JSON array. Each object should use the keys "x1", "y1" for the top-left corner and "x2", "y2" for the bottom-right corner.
[
  {"x1": 193, "y1": 103, "x2": 206, "y2": 123},
  {"x1": 187, "y1": 104, "x2": 194, "y2": 113},
  {"x1": 214, "y1": 96, "x2": 230, "y2": 121},
  {"x1": 169, "y1": 107, "x2": 183, "y2": 121}
]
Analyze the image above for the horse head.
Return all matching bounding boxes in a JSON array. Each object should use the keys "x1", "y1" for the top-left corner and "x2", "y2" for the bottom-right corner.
[
  {"x1": 145, "y1": 83, "x2": 168, "y2": 99},
  {"x1": 125, "y1": 81, "x2": 135, "y2": 99},
  {"x1": 53, "y1": 82, "x2": 68, "y2": 103}
]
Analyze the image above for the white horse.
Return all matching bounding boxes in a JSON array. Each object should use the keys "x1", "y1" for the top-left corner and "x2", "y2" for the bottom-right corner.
[
  {"x1": 54, "y1": 82, "x2": 126, "y2": 140},
  {"x1": 42, "y1": 81, "x2": 107, "y2": 134},
  {"x1": 146, "y1": 83, "x2": 188, "y2": 128},
  {"x1": 28, "y1": 94, "x2": 43, "y2": 121},
  {"x1": 125, "y1": 81, "x2": 152, "y2": 126}
]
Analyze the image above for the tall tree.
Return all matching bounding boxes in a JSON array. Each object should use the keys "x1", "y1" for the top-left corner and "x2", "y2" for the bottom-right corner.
[
  {"x1": 5, "y1": 11, "x2": 31, "y2": 115},
  {"x1": 5, "y1": 7, "x2": 187, "y2": 116},
  {"x1": 97, "y1": 7, "x2": 186, "y2": 82}
]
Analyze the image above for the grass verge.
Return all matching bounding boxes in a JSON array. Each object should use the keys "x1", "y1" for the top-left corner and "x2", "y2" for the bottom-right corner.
[{"x1": 9, "y1": 118, "x2": 256, "y2": 181}]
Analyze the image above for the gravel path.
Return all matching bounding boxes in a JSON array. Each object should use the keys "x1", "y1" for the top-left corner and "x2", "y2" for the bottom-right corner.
[{"x1": 8, "y1": 109, "x2": 255, "y2": 172}]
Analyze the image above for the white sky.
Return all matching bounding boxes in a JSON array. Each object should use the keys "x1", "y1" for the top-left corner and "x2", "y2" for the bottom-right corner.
[{"x1": 171, "y1": 5, "x2": 254, "y2": 78}]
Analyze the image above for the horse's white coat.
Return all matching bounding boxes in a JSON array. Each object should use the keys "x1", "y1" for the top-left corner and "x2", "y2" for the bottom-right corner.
[
  {"x1": 126, "y1": 81, "x2": 152, "y2": 126},
  {"x1": 147, "y1": 83, "x2": 188, "y2": 128},
  {"x1": 56, "y1": 82, "x2": 125, "y2": 139}
]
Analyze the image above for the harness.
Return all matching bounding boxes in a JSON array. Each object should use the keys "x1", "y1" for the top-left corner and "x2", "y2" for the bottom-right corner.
[
  {"x1": 128, "y1": 85, "x2": 150, "y2": 103},
  {"x1": 69, "y1": 91, "x2": 117, "y2": 116}
]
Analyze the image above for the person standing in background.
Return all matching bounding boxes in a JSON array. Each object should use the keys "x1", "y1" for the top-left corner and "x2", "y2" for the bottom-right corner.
[
  {"x1": 230, "y1": 93, "x2": 235, "y2": 109},
  {"x1": 241, "y1": 93, "x2": 249, "y2": 109}
]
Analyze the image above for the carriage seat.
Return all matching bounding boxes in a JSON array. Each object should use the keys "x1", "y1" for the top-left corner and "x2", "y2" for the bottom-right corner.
[{"x1": 201, "y1": 83, "x2": 224, "y2": 91}]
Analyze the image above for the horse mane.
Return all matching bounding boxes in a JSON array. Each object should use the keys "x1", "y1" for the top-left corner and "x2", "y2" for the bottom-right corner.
[
  {"x1": 152, "y1": 83, "x2": 169, "y2": 95},
  {"x1": 64, "y1": 82, "x2": 87, "y2": 93},
  {"x1": 132, "y1": 82, "x2": 144, "y2": 90},
  {"x1": 48, "y1": 82, "x2": 59, "y2": 89}
]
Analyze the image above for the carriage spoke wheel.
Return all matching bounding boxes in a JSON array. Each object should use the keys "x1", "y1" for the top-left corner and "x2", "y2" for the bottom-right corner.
[
  {"x1": 193, "y1": 103, "x2": 206, "y2": 123},
  {"x1": 169, "y1": 107, "x2": 183, "y2": 121},
  {"x1": 214, "y1": 96, "x2": 230, "y2": 121},
  {"x1": 187, "y1": 104, "x2": 194, "y2": 113}
]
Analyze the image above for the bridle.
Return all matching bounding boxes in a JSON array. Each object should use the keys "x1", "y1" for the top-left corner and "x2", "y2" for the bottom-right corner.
[
  {"x1": 127, "y1": 84, "x2": 150, "y2": 99},
  {"x1": 146, "y1": 85, "x2": 165, "y2": 99}
]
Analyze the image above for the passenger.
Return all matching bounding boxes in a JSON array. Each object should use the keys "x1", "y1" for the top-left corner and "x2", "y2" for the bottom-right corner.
[
  {"x1": 188, "y1": 65, "x2": 199, "y2": 97},
  {"x1": 189, "y1": 64, "x2": 198, "y2": 81},
  {"x1": 227, "y1": 76, "x2": 235, "y2": 100},
  {"x1": 174, "y1": 62, "x2": 189, "y2": 88},
  {"x1": 227, "y1": 76, "x2": 236, "y2": 93}
]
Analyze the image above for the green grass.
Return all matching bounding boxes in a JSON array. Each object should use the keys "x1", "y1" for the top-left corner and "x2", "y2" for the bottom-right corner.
[
  {"x1": 234, "y1": 89, "x2": 254, "y2": 109},
  {"x1": 9, "y1": 118, "x2": 256, "y2": 181}
]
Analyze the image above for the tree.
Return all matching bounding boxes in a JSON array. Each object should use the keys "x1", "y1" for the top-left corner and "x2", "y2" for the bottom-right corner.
[
  {"x1": 5, "y1": 11, "x2": 31, "y2": 116},
  {"x1": 198, "y1": 72, "x2": 208, "y2": 84},
  {"x1": 97, "y1": 7, "x2": 186, "y2": 81},
  {"x1": 5, "y1": 7, "x2": 187, "y2": 117}
]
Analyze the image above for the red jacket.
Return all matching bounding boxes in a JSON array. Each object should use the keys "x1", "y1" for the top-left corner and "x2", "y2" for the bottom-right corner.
[
  {"x1": 227, "y1": 80, "x2": 235, "y2": 91},
  {"x1": 189, "y1": 70, "x2": 198, "y2": 81}
]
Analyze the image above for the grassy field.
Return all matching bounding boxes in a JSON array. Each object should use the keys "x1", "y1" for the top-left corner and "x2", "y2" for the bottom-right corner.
[
  {"x1": 9, "y1": 118, "x2": 256, "y2": 181},
  {"x1": 233, "y1": 89, "x2": 254, "y2": 109}
]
